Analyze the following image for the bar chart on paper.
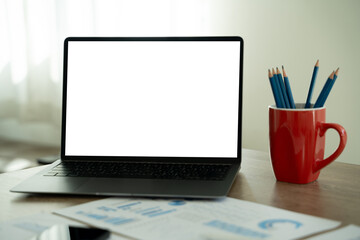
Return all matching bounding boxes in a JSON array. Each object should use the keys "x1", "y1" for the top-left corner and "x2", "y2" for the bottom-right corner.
[
  {"x1": 54, "y1": 198, "x2": 194, "y2": 239},
  {"x1": 71, "y1": 199, "x2": 181, "y2": 226}
]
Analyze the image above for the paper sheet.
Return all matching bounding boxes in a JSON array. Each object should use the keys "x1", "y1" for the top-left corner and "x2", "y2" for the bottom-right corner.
[
  {"x1": 307, "y1": 224, "x2": 360, "y2": 240},
  {"x1": 0, "y1": 213, "x2": 127, "y2": 240},
  {"x1": 54, "y1": 197, "x2": 340, "y2": 240}
]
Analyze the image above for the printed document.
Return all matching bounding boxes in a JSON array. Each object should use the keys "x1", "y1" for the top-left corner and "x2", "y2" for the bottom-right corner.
[{"x1": 54, "y1": 197, "x2": 340, "y2": 240}]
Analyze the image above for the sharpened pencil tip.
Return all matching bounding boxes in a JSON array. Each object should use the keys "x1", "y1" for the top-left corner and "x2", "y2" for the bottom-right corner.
[
  {"x1": 315, "y1": 60, "x2": 319, "y2": 67},
  {"x1": 334, "y1": 67, "x2": 339, "y2": 76},
  {"x1": 282, "y1": 66, "x2": 287, "y2": 77},
  {"x1": 329, "y1": 71, "x2": 335, "y2": 79},
  {"x1": 268, "y1": 69, "x2": 272, "y2": 78},
  {"x1": 276, "y1": 67, "x2": 281, "y2": 74}
]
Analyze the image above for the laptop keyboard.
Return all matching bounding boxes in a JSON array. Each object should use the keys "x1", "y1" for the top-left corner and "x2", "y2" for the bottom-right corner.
[{"x1": 44, "y1": 161, "x2": 231, "y2": 181}]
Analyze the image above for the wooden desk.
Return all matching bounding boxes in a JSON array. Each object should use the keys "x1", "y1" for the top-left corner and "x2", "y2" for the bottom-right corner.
[{"x1": 1, "y1": 149, "x2": 359, "y2": 227}]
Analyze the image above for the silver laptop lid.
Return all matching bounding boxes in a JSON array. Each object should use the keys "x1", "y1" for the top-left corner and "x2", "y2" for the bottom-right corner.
[{"x1": 61, "y1": 37, "x2": 243, "y2": 163}]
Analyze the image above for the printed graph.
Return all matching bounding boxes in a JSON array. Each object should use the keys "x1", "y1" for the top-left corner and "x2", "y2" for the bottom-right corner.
[{"x1": 74, "y1": 200, "x2": 181, "y2": 226}]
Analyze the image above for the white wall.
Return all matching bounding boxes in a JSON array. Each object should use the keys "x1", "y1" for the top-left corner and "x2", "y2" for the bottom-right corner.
[{"x1": 209, "y1": 0, "x2": 360, "y2": 164}]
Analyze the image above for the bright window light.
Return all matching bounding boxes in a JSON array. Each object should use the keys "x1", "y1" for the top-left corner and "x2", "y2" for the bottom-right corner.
[
  {"x1": 7, "y1": 0, "x2": 27, "y2": 84},
  {"x1": 0, "y1": 0, "x2": 10, "y2": 73}
]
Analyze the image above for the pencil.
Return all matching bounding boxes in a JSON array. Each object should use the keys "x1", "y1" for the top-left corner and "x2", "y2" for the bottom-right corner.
[
  {"x1": 305, "y1": 60, "x2": 319, "y2": 108},
  {"x1": 282, "y1": 66, "x2": 296, "y2": 109},
  {"x1": 314, "y1": 71, "x2": 335, "y2": 108},
  {"x1": 318, "y1": 68, "x2": 339, "y2": 107},
  {"x1": 268, "y1": 69, "x2": 283, "y2": 108},
  {"x1": 272, "y1": 68, "x2": 286, "y2": 108},
  {"x1": 333, "y1": 67, "x2": 339, "y2": 81},
  {"x1": 276, "y1": 67, "x2": 290, "y2": 108}
]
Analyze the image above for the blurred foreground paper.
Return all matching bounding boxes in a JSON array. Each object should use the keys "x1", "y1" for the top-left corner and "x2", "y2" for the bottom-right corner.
[
  {"x1": 0, "y1": 213, "x2": 125, "y2": 240},
  {"x1": 54, "y1": 197, "x2": 340, "y2": 240}
]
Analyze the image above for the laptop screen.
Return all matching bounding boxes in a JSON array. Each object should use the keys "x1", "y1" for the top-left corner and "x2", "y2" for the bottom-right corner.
[{"x1": 63, "y1": 37, "x2": 242, "y2": 159}]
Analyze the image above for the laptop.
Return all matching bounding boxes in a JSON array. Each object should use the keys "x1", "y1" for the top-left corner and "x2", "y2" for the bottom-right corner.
[{"x1": 11, "y1": 36, "x2": 244, "y2": 198}]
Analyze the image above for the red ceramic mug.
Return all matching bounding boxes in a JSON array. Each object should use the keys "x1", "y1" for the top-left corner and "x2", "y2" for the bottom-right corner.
[{"x1": 269, "y1": 104, "x2": 347, "y2": 184}]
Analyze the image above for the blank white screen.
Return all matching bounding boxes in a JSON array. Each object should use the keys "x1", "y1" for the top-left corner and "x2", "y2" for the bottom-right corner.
[{"x1": 65, "y1": 40, "x2": 240, "y2": 157}]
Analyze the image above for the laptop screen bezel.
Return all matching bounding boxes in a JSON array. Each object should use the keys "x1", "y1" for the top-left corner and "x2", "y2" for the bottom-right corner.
[{"x1": 61, "y1": 36, "x2": 243, "y2": 164}]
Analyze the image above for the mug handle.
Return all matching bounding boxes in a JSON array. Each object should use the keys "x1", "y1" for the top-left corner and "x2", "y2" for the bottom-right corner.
[{"x1": 313, "y1": 123, "x2": 347, "y2": 173}]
